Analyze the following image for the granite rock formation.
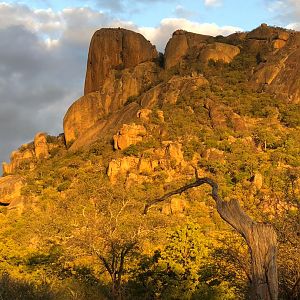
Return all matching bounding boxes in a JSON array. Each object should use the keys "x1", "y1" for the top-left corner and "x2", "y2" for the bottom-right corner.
[
  {"x1": 62, "y1": 25, "x2": 300, "y2": 151},
  {"x1": 84, "y1": 28, "x2": 158, "y2": 95},
  {"x1": 0, "y1": 175, "x2": 23, "y2": 207}
]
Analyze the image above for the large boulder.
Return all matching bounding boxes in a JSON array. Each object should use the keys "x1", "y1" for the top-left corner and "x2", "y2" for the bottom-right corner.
[
  {"x1": 164, "y1": 30, "x2": 211, "y2": 69},
  {"x1": 0, "y1": 175, "x2": 23, "y2": 207},
  {"x1": 84, "y1": 28, "x2": 158, "y2": 94},
  {"x1": 63, "y1": 92, "x2": 106, "y2": 144},
  {"x1": 64, "y1": 61, "x2": 158, "y2": 145},
  {"x1": 113, "y1": 123, "x2": 147, "y2": 150},
  {"x1": 164, "y1": 30, "x2": 239, "y2": 69},
  {"x1": 199, "y1": 42, "x2": 240, "y2": 63},
  {"x1": 69, "y1": 102, "x2": 141, "y2": 151},
  {"x1": 251, "y1": 30, "x2": 300, "y2": 102}
]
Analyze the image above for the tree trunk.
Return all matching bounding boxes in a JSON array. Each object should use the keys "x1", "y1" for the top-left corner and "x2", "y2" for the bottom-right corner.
[{"x1": 144, "y1": 177, "x2": 278, "y2": 300}]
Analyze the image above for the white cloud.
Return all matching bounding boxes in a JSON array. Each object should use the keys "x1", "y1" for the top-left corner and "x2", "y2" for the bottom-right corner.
[
  {"x1": 266, "y1": 0, "x2": 300, "y2": 24},
  {"x1": 286, "y1": 22, "x2": 300, "y2": 30},
  {"x1": 204, "y1": 0, "x2": 222, "y2": 7},
  {"x1": 138, "y1": 18, "x2": 242, "y2": 51}
]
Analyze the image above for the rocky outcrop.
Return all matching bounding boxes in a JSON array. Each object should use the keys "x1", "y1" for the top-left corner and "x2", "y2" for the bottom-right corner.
[
  {"x1": 199, "y1": 42, "x2": 240, "y2": 63},
  {"x1": 140, "y1": 75, "x2": 208, "y2": 108},
  {"x1": 164, "y1": 141, "x2": 184, "y2": 166},
  {"x1": 0, "y1": 175, "x2": 23, "y2": 207},
  {"x1": 113, "y1": 124, "x2": 147, "y2": 150},
  {"x1": 69, "y1": 102, "x2": 141, "y2": 151},
  {"x1": 107, "y1": 156, "x2": 139, "y2": 182},
  {"x1": 2, "y1": 148, "x2": 35, "y2": 175},
  {"x1": 162, "y1": 197, "x2": 188, "y2": 215},
  {"x1": 244, "y1": 24, "x2": 300, "y2": 102},
  {"x1": 164, "y1": 30, "x2": 239, "y2": 69},
  {"x1": 204, "y1": 99, "x2": 247, "y2": 132},
  {"x1": 246, "y1": 24, "x2": 290, "y2": 42},
  {"x1": 63, "y1": 25, "x2": 300, "y2": 154},
  {"x1": 63, "y1": 92, "x2": 106, "y2": 144},
  {"x1": 137, "y1": 109, "x2": 152, "y2": 122},
  {"x1": 66, "y1": 74, "x2": 206, "y2": 151},
  {"x1": 65, "y1": 62, "x2": 159, "y2": 145},
  {"x1": 34, "y1": 132, "x2": 49, "y2": 159},
  {"x1": 164, "y1": 30, "x2": 211, "y2": 69},
  {"x1": 107, "y1": 141, "x2": 186, "y2": 182},
  {"x1": 2, "y1": 133, "x2": 64, "y2": 175},
  {"x1": 84, "y1": 28, "x2": 158, "y2": 95},
  {"x1": 251, "y1": 30, "x2": 300, "y2": 102}
]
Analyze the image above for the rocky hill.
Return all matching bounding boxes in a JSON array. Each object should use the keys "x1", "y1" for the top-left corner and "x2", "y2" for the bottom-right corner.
[{"x1": 0, "y1": 24, "x2": 299, "y2": 299}]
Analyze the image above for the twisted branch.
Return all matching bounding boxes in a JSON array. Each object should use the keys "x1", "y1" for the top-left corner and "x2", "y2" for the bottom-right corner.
[{"x1": 144, "y1": 175, "x2": 278, "y2": 300}]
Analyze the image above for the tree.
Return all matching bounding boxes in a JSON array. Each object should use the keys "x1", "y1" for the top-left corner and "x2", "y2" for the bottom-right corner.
[
  {"x1": 70, "y1": 177, "x2": 146, "y2": 300},
  {"x1": 144, "y1": 174, "x2": 278, "y2": 300},
  {"x1": 95, "y1": 240, "x2": 137, "y2": 300}
]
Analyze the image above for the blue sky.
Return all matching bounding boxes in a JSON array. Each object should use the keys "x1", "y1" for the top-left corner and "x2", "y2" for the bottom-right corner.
[
  {"x1": 3, "y1": 0, "x2": 293, "y2": 30},
  {"x1": 0, "y1": 0, "x2": 299, "y2": 165}
]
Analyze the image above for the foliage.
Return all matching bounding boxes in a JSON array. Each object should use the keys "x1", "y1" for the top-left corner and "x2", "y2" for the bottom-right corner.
[{"x1": 1, "y1": 36, "x2": 300, "y2": 299}]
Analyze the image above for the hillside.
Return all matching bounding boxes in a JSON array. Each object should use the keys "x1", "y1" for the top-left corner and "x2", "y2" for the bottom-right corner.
[{"x1": 0, "y1": 24, "x2": 299, "y2": 299}]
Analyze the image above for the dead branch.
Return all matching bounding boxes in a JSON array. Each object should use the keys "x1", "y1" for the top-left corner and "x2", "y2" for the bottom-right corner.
[{"x1": 144, "y1": 176, "x2": 278, "y2": 300}]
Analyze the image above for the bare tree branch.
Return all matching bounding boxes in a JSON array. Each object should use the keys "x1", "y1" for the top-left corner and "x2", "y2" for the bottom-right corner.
[{"x1": 144, "y1": 176, "x2": 278, "y2": 300}]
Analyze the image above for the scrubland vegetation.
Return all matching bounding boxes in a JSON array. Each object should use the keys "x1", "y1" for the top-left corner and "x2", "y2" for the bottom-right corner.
[{"x1": 0, "y1": 49, "x2": 299, "y2": 299}]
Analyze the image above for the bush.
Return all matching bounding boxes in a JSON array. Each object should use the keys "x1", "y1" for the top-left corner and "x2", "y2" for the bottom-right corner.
[
  {"x1": 0, "y1": 273, "x2": 57, "y2": 300},
  {"x1": 123, "y1": 145, "x2": 140, "y2": 156}
]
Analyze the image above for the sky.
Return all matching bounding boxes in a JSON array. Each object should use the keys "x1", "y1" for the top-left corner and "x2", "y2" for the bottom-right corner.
[{"x1": 0, "y1": 0, "x2": 300, "y2": 166}]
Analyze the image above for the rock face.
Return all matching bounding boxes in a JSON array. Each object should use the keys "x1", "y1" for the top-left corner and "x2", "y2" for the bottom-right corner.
[
  {"x1": 84, "y1": 28, "x2": 158, "y2": 95},
  {"x1": 3, "y1": 148, "x2": 35, "y2": 175},
  {"x1": 69, "y1": 102, "x2": 141, "y2": 151},
  {"x1": 253, "y1": 65, "x2": 282, "y2": 85},
  {"x1": 2, "y1": 133, "x2": 64, "y2": 175},
  {"x1": 204, "y1": 99, "x2": 247, "y2": 132},
  {"x1": 199, "y1": 42, "x2": 240, "y2": 63},
  {"x1": 107, "y1": 141, "x2": 186, "y2": 183},
  {"x1": 250, "y1": 28, "x2": 300, "y2": 103},
  {"x1": 64, "y1": 62, "x2": 158, "y2": 145},
  {"x1": 62, "y1": 25, "x2": 300, "y2": 153},
  {"x1": 0, "y1": 175, "x2": 23, "y2": 207},
  {"x1": 64, "y1": 92, "x2": 106, "y2": 144},
  {"x1": 34, "y1": 132, "x2": 49, "y2": 159},
  {"x1": 164, "y1": 30, "x2": 239, "y2": 69},
  {"x1": 140, "y1": 75, "x2": 208, "y2": 108},
  {"x1": 113, "y1": 124, "x2": 147, "y2": 150},
  {"x1": 164, "y1": 30, "x2": 211, "y2": 69}
]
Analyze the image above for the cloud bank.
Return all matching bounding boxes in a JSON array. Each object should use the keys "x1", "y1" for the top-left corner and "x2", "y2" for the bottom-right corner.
[{"x1": 267, "y1": 0, "x2": 300, "y2": 29}]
